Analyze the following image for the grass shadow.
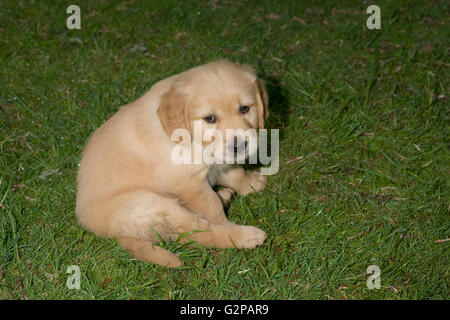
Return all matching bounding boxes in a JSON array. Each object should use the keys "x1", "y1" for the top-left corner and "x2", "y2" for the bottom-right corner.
[
  {"x1": 241, "y1": 68, "x2": 291, "y2": 174},
  {"x1": 263, "y1": 74, "x2": 291, "y2": 141}
]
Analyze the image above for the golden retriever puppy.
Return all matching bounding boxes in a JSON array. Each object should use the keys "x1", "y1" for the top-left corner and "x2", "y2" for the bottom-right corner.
[{"x1": 76, "y1": 60, "x2": 269, "y2": 267}]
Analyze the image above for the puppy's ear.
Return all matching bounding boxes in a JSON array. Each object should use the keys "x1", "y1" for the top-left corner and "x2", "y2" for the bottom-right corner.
[
  {"x1": 157, "y1": 89, "x2": 191, "y2": 138},
  {"x1": 256, "y1": 78, "x2": 269, "y2": 129}
]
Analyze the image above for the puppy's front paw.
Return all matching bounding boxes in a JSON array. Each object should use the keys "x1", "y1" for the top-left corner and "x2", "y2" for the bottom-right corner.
[
  {"x1": 217, "y1": 187, "x2": 235, "y2": 207},
  {"x1": 234, "y1": 225, "x2": 267, "y2": 248},
  {"x1": 238, "y1": 171, "x2": 267, "y2": 195}
]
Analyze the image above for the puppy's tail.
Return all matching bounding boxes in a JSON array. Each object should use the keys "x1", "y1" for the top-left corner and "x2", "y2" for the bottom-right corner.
[{"x1": 116, "y1": 236, "x2": 184, "y2": 268}]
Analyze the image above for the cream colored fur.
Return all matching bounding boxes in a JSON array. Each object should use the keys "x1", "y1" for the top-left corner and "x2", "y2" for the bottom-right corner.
[{"x1": 76, "y1": 60, "x2": 269, "y2": 267}]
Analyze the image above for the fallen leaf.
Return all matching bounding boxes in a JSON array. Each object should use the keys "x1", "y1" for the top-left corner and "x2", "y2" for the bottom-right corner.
[
  {"x1": 12, "y1": 183, "x2": 25, "y2": 192},
  {"x1": 266, "y1": 13, "x2": 282, "y2": 20},
  {"x1": 422, "y1": 42, "x2": 432, "y2": 52},
  {"x1": 422, "y1": 160, "x2": 433, "y2": 168},
  {"x1": 389, "y1": 285, "x2": 399, "y2": 292},
  {"x1": 174, "y1": 32, "x2": 187, "y2": 40},
  {"x1": 130, "y1": 44, "x2": 148, "y2": 53},
  {"x1": 394, "y1": 151, "x2": 406, "y2": 160},
  {"x1": 38, "y1": 168, "x2": 62, "y2": 180},
  {"x1": 101, "y1": 277, "x2": 112, "y2": 289},
  {"x1": 285, "y1": 156, "x2": 304, "y2": 164},
  {"x1": 252, "y1": 16, "x2": 262, "y2": 22},
  {"x1": 312, "y1": 196, "x2": 326, "y2": 201},
  {"x1": 16, "y1": 279, "x2": 28, "y2": 300},
  {"x1": 380, "y1": 186, "x2": 397, "y2": 193},
  {"x1": 45, "y1": 272, "x2": 55, "y2": 281},
  {"x1": 304, "y1": 283, "x2": 310, "y2": 294},
  {"x1": 292, "y1": 16, "x2": 306, "y2": 25},
  {"x1": 68, "y1": 37, "x2": 83, "y2": 45}
]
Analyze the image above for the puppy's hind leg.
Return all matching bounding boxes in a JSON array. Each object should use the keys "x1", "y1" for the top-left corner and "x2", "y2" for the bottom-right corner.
[
  {"x1": 116, "y1": 236, "x2": 183, "y2": 268},
  {"x1": 167, "y1": 209, "x2": 267, "y2": 249},
  {"x1": 85, "y1": 190, "x2": 186, "y2": 268}
]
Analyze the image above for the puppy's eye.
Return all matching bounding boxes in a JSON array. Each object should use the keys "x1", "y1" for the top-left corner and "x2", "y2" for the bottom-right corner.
[
  {"x1": 239, "y1": 105, "x2": 250, "y2": 114},
  {"x1": 203, "y1": 115, "x2": 216, "y2": 123}
]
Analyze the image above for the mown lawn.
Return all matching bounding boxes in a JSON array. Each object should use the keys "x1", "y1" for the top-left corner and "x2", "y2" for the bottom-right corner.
[{"x1": 0, "y1": 0, "x2": 448, "y2": 299}]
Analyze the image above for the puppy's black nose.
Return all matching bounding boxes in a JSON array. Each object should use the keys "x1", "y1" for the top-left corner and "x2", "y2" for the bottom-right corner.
[{"x1": 233, "y1": 137, "x2": 248, "y2": 154}]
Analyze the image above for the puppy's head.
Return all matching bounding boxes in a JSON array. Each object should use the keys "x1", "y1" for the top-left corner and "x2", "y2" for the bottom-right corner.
[{"x1": 157, "y1": 60, "x2": 269, "y2": 162}]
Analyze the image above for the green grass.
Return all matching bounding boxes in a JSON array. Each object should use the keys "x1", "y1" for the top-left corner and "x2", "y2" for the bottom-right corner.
[{"x1": 0, "y1": 0, "x2": 448, "y2": 299}]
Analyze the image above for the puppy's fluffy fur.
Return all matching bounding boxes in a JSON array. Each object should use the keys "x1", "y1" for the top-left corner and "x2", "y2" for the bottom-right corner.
[{"x1": 76, "y1": 60, "x2": 269, "y2": 267}]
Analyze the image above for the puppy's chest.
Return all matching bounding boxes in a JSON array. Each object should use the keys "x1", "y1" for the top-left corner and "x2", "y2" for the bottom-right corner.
[{"x1": 207, "y1": 164, "x2": 231, "y2": 186}]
